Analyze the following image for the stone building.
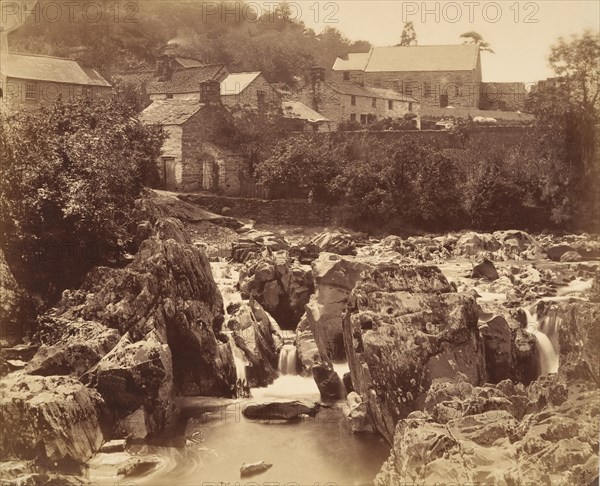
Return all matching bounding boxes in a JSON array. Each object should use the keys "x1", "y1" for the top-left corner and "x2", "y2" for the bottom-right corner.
[
  {"x1": 281, "y1": 100, "x2": 331, "y2": 131},
  {"x1": 0, "y1": 51, "x2": 112, "y2": 112},
  {"x1": 479, "y1": 82, "x2": 527, "y2": 111},
  {"x1": 331, "y1": 45, "x2": 482, "y2": 108},
  {"x1": 292, "y1": 67, "x2": 419, "y2": 129},
  {"x1": 139, "y1": 82, "x2": 247, "y2": 195},
  {"x1": 220, "y1": 71, "x2": 280, "y2": 111}
]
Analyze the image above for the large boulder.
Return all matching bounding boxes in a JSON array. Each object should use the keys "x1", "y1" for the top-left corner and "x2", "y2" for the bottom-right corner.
[
  {"x1": 239, "y1": 250, "x2": 313, "y2": 328},
  {"x1": 376, "y1": 377, "x2": 599, "y2": 486},
  {"x1": 312, "y1": 361, "x2": 344, "y2": 401},
  {"x1": 81, "y1": 330, "x2": 175, "y2": 439},
  {"x1": 0, "y1": 373, "x2": 104, "y2": 464},
  {"x1": 454, "y1": 232, "x2": 500, "y2": 257},
  {"x1": 295, "y1": 316, "x2": 322, "y2": 375},
  {"x1": 227, "y1": 300, "x2": 282, "y2": 387},
  {"x1": 308, "y1": 230, "x2": 357, "y2": 256},
  {"x1": 343, "y1": 264, "x2": 487, "y2": 444},
  {"x1": 341, "y1": 392, "x2": 374, "y2": 433},
  {"x1": 232, "y1": 231, "x2": 289, "y2": 263},
  {"x1": 305, "y1": 253, "x2": 372, "y2": 361},
  {"x1": 242, "y1": 400, "x2": 318, "y2": 420}
]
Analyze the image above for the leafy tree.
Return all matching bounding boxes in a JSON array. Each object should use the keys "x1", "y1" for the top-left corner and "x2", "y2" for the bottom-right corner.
[
  {"x1": 399, "y1": 22, "x2": 418, "y2": 46},
  {"x1": 0, "y1": 98, "x2": 164, "y2": 298},
  {"x1": 460, "y1": 31, "x2": 494, "y2": 53}
]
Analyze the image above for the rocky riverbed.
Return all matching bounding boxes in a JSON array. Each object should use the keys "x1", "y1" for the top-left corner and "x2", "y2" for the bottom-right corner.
[{"x1": 1, "y1": 190, "x2": 598, "y2": 485}]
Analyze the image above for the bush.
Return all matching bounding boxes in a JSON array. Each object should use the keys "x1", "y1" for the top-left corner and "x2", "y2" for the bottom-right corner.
[{"x1": 0, "y1": 98, "x2": 165, "y2": 299}]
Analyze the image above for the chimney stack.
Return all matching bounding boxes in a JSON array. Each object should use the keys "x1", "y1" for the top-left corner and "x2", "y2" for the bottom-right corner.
[
  {"x1": 311, "y1": 66, "x2": 325, "y2": 84},
  {"x1": 200, "y1": 80, "x2": 221, "y2": 104},
  {"x1": 156, "y1": 53, "x2": 174, "y2": 81},
  {"x1": 68, "y1": 46, "x2": 92, "y2": 67}
]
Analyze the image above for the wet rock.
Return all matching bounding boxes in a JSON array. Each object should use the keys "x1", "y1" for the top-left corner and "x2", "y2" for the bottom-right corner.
[
  {"x1": 0, "y1": 373, "x2": 104, "y2": 463},
  {"x1": 289, "y1": 243, "x2": 321, "y2": 265},
  {"x1": 239, "y1": 251, "x2": 313, "y2": 328},
  {"x1": 240, "y1": 461, "x2": 273, "y2": 478},
  {"x1": 242, "y1": 400, "x2": 318, "y2": 420},
  {"x1": 82, "y1": 330, "x2": 174, "y2": 440},
  {"x1": 343, "y1": 264, "x2": 486, "y2": 444},
  {"x1": 295, "y1": 316, "x2": 322, "y2": 375},
  {"x1": 232, "y1": 231, "x2": 289, "y2": 263},
  {"x1": 306, "y1": 253, "x2": 372, "y2": 360},
  {"x1": 545, "y1": 244, "x2": 575, "y2": 261},
  {"x1": 227, "y1": 301, "x2": 281, "y2": 387},
  {"x1": 471, "y1": 258, "x2": 499, "y2": 280},
  {"x1": 99, "y1": 439, "x2": 126, "y2": 453},
  {"x1": 560, "y1": 250, "x2": 583, "y2": 262},
  {"x1": 26, "y1": 317, "x2": 120, "y2": 377},
  {"x1": 312, "y1": 361, "x2": 343, "y2": 401},
  {"x1": 454, "y1": 232, "x2": 500, "y2": 256},
  {"x1": 308, "y1": 230, "x2": 357, "y2": 256},
  {"x1": 117, "y1": 456, "x2": 161, "y2": 477},
  {"x1": 342, "y1": 392, "x2": 374, "y2": 433}
]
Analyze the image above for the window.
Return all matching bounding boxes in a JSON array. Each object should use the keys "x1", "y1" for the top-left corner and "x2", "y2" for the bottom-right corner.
[
  {"x1": 351, "y1": 95, "x2": 356, "y2": 106},
  {"x1": 388, "y1": 100, "x2": 393, "y2": 110},
  {"x1": 350, "y1": 113, "x2": 356, "y2": 122},
  {"x1": 343, "y1": 71, "x2": 350, "y2": 81},
  {"x1": 372, "y1": 98, "x2": 377, "y2": 108},
  {"x1": 25, "y1": 83, "x2": 37, "y2": 101},
  {"x1": 425, "y1": 83, "x2": 436, "y2": 98},
  {"x1": 404, "y1": 83, "x2": 413, "y2": 96},
  {"x1": 408, "y1": 102, "x2": 413, "y2": 112},
  {"x1": 360, "y1": 114, "x2": 367, "y2": 124},
  {"x1": 166, "y1": 93, "x2": 174, "y2": 99}
]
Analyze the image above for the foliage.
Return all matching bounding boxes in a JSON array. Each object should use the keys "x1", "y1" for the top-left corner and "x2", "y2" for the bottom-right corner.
[
  {"x1": 0, "y1": 98, "x2": 164, "y2": 298},
  {"x1": 399, "y1": 22, "x2": 418, "y2": 47},
  {"x1": 460, "y1": 31, "x2": 494, "y2": 53}
]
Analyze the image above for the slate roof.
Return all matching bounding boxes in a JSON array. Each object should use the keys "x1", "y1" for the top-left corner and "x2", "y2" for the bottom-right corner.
[
  {"x1": 139, "y1": 100, "x2": 204, "y2": 125},
  {"x1": 328, "y1": 81, "x2": 417, "y2": 102},
  {"x1": 333, "y1": 45, "x2": 480, "y2": 72},
  {"x1": 174, "y1": 57, "x2": 205, "y2": 68},
  {"x1": 282, "y1": 101, "x2": 329, "y2": 122},
  {"x1": 220, "y1": 72, "x2": 261, "y2": 96},
  {"x1": 146, "y1": 65, "x2": 226, "y2": 94},
  {"x1": 0, "y1": 51, "x2": 111, "y2": 87}
]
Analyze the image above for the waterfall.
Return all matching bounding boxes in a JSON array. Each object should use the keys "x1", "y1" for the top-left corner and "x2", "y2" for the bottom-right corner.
[
  {"x1": 523, "y1": 306, "x2": 559, "y2": 375},
  {"x1": 227, "y1": 333, "x2": 247, "y2": 381},
  {"x1": 332, "y1": 361, "x2": 349, "y2": 399},
  {"x1": 278, "y1": 344, "x2": 298, "y2": 375}
]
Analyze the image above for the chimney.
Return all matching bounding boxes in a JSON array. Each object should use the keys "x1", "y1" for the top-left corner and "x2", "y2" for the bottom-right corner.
[
  {"x1": 156, "y1": 53, "x2": 174, "y2": 81},
  {"x1": 311, "y1": 66, "x2": 325, "y2": 84},
  {"x1": 68, "y1": 46, "x2": 93, "y2": 67},
  {"x1": 200, "y1": 80, "x2": 221, "y2": 104}
]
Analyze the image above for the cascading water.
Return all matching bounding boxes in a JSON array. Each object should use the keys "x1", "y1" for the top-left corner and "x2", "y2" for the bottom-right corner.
[
  {"x1": 332, "y1": 361, "x2": 350, "y2": 398},
  {"x1": 278, "y1": 344, "x2": 298, "y2": 375},
  {"x1": 227, "y1": 333, "x2": 247, "y2": 381},
  {"x1": 523, "y1": 306, "x2": 559, "y2": 375}
]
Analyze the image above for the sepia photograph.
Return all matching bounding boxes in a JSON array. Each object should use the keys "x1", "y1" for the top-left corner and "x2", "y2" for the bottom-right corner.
[{"x1": 0, "y1": 0, "x2": 599, "y2": 484}]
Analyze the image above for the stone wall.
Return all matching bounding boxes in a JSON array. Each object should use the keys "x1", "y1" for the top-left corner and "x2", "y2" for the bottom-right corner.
[
  {"x1": 221, "y1": 74, "x2": 280, "y2": 110},
  {"x1": 178, "y1": 193, "x2": 348, "y2": 226},
  {"x1": 480, "y1": 82, "x2": 527, "y2": 111}
]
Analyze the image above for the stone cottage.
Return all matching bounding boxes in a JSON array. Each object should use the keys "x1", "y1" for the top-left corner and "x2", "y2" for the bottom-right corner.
[
  {"x1": 332, "y1": 45, "x2": 482, "y2": 108},
  {"x1": 281, "y1": 100, "x2": 331, "y2": 131},
  {"x1": 139, "y1": 81, "x2": 247, "y2": 195},
  {"x1": 293, "y1": 67, "x2": 419, "y2": 129},
  {"x1": 0, "y1": 50, "x2": 112, "y2": 112},
  {"x1": 220, "y1": 71, "x2": 280, "y2": 111}
]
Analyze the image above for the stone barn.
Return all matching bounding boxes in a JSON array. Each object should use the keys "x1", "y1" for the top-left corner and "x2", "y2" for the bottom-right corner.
[{"x1": 139, "y1": 82, "x2": 247, "y2": 195}]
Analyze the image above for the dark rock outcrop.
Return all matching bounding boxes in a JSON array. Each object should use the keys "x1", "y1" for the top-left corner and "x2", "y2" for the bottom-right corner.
[
  {"x1": 471, "y1": 258, "x2": 499, "y2": 280},
  {"x1": 312, "y1": 361, "x2": 344, "y2": 401},
  {"x1": 343, "y1": 264, "x2": 487, "y2": 444},
  {"x1": 242, "y1": 400, "x2": 319, "y2": 420}
]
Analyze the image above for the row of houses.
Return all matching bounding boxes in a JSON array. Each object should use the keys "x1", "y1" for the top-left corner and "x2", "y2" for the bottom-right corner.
[{"x1": 0, "y1": 43, "x2": 527, "y2": 196}]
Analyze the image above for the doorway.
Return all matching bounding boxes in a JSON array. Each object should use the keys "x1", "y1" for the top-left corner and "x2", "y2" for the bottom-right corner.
[
  {"x1": 440, "y1": 94, "x2": 449, "y2": 108},
  {"x1": 161, "y1": 157, "x2": 177, "y2": 191}
]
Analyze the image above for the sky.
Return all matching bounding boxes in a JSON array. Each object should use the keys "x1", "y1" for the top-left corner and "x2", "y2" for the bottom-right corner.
[{"x1": 298, "y1": 0, "x2": 600, "y2": 82}]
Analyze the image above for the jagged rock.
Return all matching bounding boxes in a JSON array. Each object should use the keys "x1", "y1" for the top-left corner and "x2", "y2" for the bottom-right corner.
[
  {"x1": 342, "y1": 392, "x2": 374, "y2": 433},
  {"x1": 308, "y1": 230, "x2": 357, "y2": 256},
  {"x1": 312, "y1": 361, "x2": 343, "y2": 401},
  {"x1": 227, "y1": 301, "x2": 282, "y2": 387},
  {"x1": 26, "y1": 317, "x2": 120, "y2": 377},
  {"x1": 52, "y1": 219, "x2": 234, "y2": 398},
  {"x1": 0, "y1": 373, "x2": 104, "y2": 463},
  {"x1": 99, "y1": 439, "x2": 126, "y2": 453},
  {"x1": 232, "y1": 231, "x2": 289, "y2": 263},
  {"x1": 240, "y1": 461, "x2": 273, "y2": 478},
  {"x1": 81, "y1": 330, "x2": 174, "y2": 439},
  {"x1": 376, "y1": 379, "x2": 599, "y2": 486},
  {"x1": 471, "y1": 258, "x2": 499, "y2": 280},
  {"x1": 295, "y1": 316, "x2": 322, "y2": 375},
  {"x1": 242, "y1": 400, "x2": 318, "y2": 420},
  {"x1": 560, "y1": 250, "x2": 583, "y2": 262},
  {"x1": 239, "y1": 251, "x2": 313, "y2": 328},
  {"x1": 343, "y1": 264, "x2": 486, "y2": 444},
  {"x1": 289, "y1": 243, "x2": 321, "y2": 265},
  {"x1": 454, "y1": 232, "x2": 500, "y2": 256},
  {"x1": 306, "y1": 253, "x2": 372, "y2": 360}
]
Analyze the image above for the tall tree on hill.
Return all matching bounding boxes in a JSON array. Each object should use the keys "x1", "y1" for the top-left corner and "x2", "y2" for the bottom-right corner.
[
  {"x1": 399, "y1": 22, "x2": 418, "y2": 46},
  {"x1": 460, "y1": 31, "x2": 494, "y2": 53}
]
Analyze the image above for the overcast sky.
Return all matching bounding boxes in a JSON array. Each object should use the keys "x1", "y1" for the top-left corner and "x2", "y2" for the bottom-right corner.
[{"x1": 299, "y1": 0, "x2": 600, "y2": 82}]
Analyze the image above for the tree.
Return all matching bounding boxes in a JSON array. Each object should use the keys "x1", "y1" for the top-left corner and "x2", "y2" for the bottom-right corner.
[
  {"x1": 0, "y1": 98, "x2": 164, "y2": 298},
  {"x1": 399, "y1": 22, "x2": 418, "y2": 46},
  {"x1": 460, "y1": 31, "x2": 494, "y2": 53}
]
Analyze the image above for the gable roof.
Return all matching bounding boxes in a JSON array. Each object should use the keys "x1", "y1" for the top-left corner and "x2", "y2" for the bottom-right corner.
[
  {"x1": 139, "y1": 100, "x2": 204, "y2": 125},
  {"x1": 327, "y1": 81, "x2": 417, "y2": 102},
  {"x1": 282, "y1": 101, "x2": 329, "y2": 123},
  {"x1": 146, "y1": 65, "x2": 226, "y2": 95},
  {"x1": 0, "y1": 51, "x2": 111, "y2": 87},
  {"x1": 332, "y1": 45, "x2": 480, "y2": 73},
  {"x1": 332, "y1": 52, "x2": 370, "y2": 71},
  {"x1": 220, "y1": 72, "x2": 262, "y2": 96}
]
